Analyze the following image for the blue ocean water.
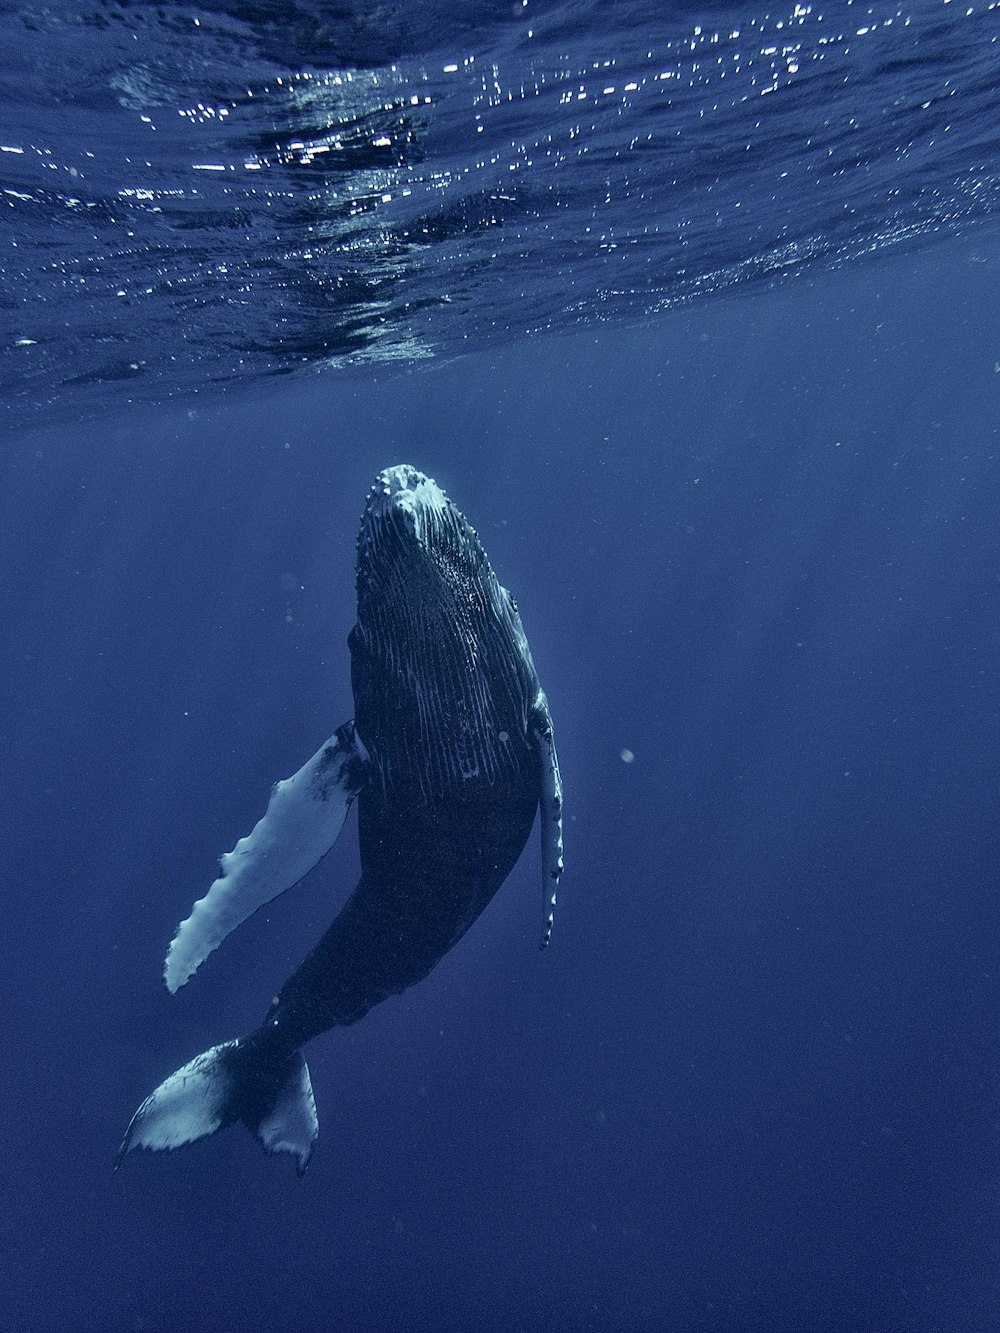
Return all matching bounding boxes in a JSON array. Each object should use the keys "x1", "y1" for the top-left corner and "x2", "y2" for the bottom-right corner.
[
  {"x1": 2, "y1": 0, "x2": 998, "y2": 425},
  {"x1": 3, "y1": 3, "x2": 1000, "y2": 1332}
]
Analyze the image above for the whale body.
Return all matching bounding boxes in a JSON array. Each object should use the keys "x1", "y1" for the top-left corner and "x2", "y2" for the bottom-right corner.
[{"x1": 118, "y1": 464, "x2": 564, "y2": 1173}]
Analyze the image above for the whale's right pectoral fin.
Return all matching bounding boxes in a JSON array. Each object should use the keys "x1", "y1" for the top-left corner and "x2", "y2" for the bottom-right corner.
[
  {"x1": 530, "y1": 691, "x2": 564, "y2": 950},
  {"x1": 164, "y1": 720, "x2": 368, "y2": 994}
]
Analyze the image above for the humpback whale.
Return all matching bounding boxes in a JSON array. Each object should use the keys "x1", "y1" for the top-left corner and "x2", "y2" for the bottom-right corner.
[{"x1": 118, "y1": 465, "x2": 563, "y2": 1173}]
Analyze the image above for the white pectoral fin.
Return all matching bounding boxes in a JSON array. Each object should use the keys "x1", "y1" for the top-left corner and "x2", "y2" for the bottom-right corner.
[
  {"x1": 531, "y1": 691, "x2": 564, "y2": 949},
  {"x1": 163, "y1": 721, "x2": 367, "y2": 994}
]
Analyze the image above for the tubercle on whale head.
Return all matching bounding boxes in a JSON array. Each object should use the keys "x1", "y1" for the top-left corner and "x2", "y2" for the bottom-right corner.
[
  {"x1": 354, "y1": 463, "x2": 491, "y2": 607},
  {"x1": 360, "y1": 464, "x2": 449, "y2": 532}
]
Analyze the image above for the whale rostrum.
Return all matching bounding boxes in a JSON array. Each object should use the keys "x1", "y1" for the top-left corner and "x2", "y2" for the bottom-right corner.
[{"x1": 118, "y1": 464, "x2": 564, "y2": 1174}]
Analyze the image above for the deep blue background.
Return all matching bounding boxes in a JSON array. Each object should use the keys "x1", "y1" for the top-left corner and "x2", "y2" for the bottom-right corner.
[{"x1": 3, "y1": 235, "x2": 1000, "y2": 1331}]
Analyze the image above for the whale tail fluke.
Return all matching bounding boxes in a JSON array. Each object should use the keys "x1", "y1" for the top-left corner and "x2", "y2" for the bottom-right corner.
[{"x1": 116, "y1": 1038, "x2": 318, "y2": 1175}]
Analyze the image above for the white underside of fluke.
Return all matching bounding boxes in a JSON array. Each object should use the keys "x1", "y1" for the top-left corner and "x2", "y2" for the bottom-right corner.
[
  {"x1": 254, "y1": 1057, "x2": 319, "y2": 1172},
  {"x1": 164, "y1": 722, "x2": 365, "y2": 993},
  {"x1": 116, "y1": 1040, "x2": 319, "y2": 1174},
  {"x1": 118, "y1": 1040, "x2": 241, "y2": 1156}
]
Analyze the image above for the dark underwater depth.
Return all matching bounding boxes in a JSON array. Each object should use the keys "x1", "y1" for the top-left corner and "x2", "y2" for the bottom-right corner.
[{"x1": 4, "y1": 234, "x2": 999, "y2": 1331}]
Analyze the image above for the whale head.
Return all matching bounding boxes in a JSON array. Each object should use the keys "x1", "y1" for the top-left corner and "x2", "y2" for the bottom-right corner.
[
  {"x1": 351, "y1": 464, "x2": 538, "y2": 802},
  {"x1": 355, "y1": 464, "x2": 487, "y2": 607}
]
